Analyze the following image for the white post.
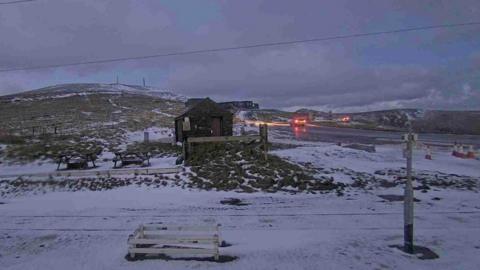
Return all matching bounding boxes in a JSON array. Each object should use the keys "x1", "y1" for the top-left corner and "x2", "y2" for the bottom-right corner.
[{"x1": 214, "y1": 233, "x2": 220, "y2": 261}]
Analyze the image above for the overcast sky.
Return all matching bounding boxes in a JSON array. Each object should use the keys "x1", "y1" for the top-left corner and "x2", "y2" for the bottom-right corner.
[{"x1": 0, "y1": 0, "x2": 479, "y2": 112}]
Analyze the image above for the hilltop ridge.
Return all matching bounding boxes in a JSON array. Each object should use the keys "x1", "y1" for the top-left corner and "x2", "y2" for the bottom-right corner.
[{"x1": 0, "y1": 83, "x2": 187, "y2": 103}]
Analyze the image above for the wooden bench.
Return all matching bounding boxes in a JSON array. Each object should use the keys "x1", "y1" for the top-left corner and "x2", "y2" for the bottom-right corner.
[
  {"x1": 113, "y1": 152, "x2": 150, "y2": 168},
  {"x1": 127, "y1": 224, "x2": 221, "y2": 260}
]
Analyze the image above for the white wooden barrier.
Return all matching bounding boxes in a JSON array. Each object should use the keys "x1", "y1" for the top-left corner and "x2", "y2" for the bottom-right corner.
[
  {"x1": 127, "y1": 224, "x2": 221, "y2": 260},
  {"x1": 187, "y1": 135, "x2": 261, "y2": 143}
]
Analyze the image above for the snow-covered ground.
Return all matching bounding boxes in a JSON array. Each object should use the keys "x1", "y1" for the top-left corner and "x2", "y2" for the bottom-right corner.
[
  {"x1": 0, "y1": 156, "x2": 178, "y2": 179},
  {"x1": 272, "y1": 143, "x2": 480, "y2": 180},
  {"x1": 0, "y1": 161, "x2": 59, "y2": 177},
  {"x1": 1, "y1": 185, "x2": 479, "y2": 270},
  {"x1": 151, "y1": 108, "x2": 175, "y2": 117},
  {"x1": 1, "y1": 128, "x2": 479, "y2": 269},
  {"x1": 232, "y1": 123, "x2": 259, "y2": 136}
]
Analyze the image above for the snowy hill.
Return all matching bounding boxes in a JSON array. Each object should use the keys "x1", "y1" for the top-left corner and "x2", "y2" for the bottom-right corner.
[
  {"x1": 0, "y1": 83, "x2": 186, "y2": 142},
  {"x1": 322, "y1": 109, "x2": 480, "y2": 135},
  {"x1": 0, "y1": 83, "x2": 187, "y2": 103}
]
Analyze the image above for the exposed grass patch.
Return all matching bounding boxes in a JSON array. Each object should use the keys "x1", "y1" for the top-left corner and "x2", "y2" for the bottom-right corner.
[
  {"x1": 4, "y1": 135, "x2": 104, "y2": 163},
  {"x1": 187, "y1": 142, "x2": 344, "y2": 193},
  {"x1": 0, "y1": 134, "x2": 26, "y2": 145}
]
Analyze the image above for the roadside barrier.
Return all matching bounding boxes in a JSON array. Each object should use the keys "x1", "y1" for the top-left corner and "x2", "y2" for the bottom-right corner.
[
  {"x1": 452, "y1": 144, "x2": 476, "y2": 159},
  {"x1": 466, "y1": 145, "x2": 476, "y2": 159}
]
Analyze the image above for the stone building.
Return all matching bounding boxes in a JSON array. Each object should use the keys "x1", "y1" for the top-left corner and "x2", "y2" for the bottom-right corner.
[{"x1": 174, "y1": 98, "x2": 233, "y2": 142}]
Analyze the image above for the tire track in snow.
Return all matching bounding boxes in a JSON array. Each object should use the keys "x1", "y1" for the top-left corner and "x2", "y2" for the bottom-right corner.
[
  {"x1": 1, "y1": 227, "x2": 480, "y2": 232},
  {"x1": 2, "y1": 210, "x2": 479, "y2": 218}
]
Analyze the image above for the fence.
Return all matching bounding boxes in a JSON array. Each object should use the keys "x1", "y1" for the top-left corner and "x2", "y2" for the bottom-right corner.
[
  {"x1": 182, "y1": 124, "x2": 269, "y2": 161},
  {"x1": 0, "y1": 167, "x2": 181, "y2": 179}
]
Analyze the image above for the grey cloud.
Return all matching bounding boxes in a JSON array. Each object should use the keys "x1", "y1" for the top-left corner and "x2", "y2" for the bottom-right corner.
[{"x1": 0, "y1": 0, "x2": 479, "y2": 112}]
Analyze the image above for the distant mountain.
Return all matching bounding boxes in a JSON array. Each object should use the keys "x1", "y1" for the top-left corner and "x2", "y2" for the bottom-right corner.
[
  {"x1": 2, "y1": 83, "x2": 479, "y2": 135},
  {"x1": 410, "y1": 110, "x2": 480, "y2": 135},
  {"x1": 295, "y1": 108, "x2": 480, "y2": 135},
  {"x1": 345, "y1": 109, "x2": 422, "y2": 128},
  {"x1": 0, "y1": 83, "x2": 187, "y2": 102}
]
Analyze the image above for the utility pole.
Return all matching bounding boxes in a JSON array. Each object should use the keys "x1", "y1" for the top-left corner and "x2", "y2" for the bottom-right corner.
[
  {"x1": 143, "y1": 77, "x2": 146, "y2": 87},
  {"x1": 403, "y1": 129, "x2": 416, "y2": 254}
]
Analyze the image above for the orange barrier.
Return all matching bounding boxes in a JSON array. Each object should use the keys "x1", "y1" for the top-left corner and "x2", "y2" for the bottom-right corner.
[
  {"x1": 452, "y1": 144, "x2": 476, "y2": 159},
  {"x1": 466, "y1": 145, "x2": 476, "y2": 159}
]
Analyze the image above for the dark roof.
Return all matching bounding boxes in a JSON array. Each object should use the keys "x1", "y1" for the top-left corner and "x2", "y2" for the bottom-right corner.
[
  {"x1": 185, "y1": 98, "x2": 205, "y2": 109},
  {"x1": 218, "y1": 100, "x2": 254, "y2": 104},
  {"x1": 175, "y1": 98, "x2": 231, "y2": 120}
]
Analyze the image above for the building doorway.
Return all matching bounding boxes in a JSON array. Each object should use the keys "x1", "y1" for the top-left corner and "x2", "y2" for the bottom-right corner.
[{"x1": 211, "y1": 117, "x2": 222, "y2": 136}]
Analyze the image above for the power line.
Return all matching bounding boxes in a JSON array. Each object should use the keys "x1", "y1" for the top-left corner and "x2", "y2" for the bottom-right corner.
[
  {"x1": 1, "y1": 21, "x2": 479, "y2": 73},
  {"x1": 0, "y1": 0, "x2": 37, "y2": 5}
]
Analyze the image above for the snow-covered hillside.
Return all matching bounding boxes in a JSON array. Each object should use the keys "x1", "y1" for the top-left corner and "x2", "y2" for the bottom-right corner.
[
  {"x1": 0, "y1": 83, "x2": 186, "y2": 157},
  {"x1": 1, "y1": 83, "x2": 187, "y2": 103}
]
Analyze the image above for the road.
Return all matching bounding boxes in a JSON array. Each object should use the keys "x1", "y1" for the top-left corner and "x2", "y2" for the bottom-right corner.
[{"x1": 270, "y1": 125, "x2": 480, "y2": 147}]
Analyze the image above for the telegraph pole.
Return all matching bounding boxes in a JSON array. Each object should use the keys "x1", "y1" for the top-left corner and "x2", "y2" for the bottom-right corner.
[{"x1": 403, "y1": 129, "x2": 416, "y2": 254}]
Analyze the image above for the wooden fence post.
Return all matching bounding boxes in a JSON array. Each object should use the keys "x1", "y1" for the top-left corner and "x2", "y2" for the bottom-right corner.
[
  {"x1": 259, "y1": 124, "x2": 268, "y2": 161},
  {"x1": 182, "y1": 138, "x2": 189, "y2": 161}
]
